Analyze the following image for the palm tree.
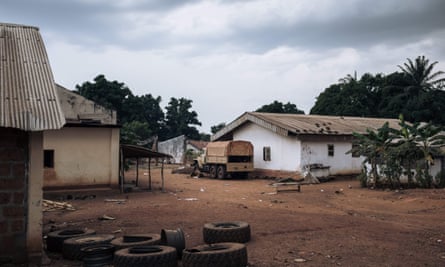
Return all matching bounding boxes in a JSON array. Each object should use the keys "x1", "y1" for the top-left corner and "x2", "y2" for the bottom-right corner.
[{"x1": 398, "y1": 56, "x2": 445, "y2": 93}]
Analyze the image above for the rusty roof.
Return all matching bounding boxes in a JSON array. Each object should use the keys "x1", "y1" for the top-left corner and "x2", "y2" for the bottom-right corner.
[
  {"x1": 0, "y1": 23, "x2": 65, "y2": 131},
  {"x1": 212, "y1": 112, "x2": 401, "y2": 141}
]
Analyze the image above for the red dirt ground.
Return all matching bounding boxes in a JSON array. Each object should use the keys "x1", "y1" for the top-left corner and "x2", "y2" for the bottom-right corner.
[{"x1": 43, "y1": 165, "x2": 445, "y2": 267}]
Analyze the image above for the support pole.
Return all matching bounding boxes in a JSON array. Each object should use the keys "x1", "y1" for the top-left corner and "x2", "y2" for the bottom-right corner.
[
  {"x1": 136, "y1": 157, "x2": 139, "y2": 187},
  {"x1": 148, "y1": 157, "x2": 152, "y2": 191},
  {"x1": 161, "y1": 159, "x2": 165, "y2": 192}
]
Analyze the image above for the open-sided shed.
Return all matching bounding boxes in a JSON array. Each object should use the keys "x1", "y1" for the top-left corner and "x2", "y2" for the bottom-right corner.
[{"x1": 120, "y1": 144, "x2": 172, "y2": 192}]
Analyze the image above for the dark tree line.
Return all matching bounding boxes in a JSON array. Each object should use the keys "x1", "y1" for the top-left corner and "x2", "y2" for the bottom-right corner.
[
  {"x1": 75, "y1": 74, "x2": 203, "y2": 145},
  {"x1": 310, "y1": 56, "x2": 445, "y2": 125},
  {"x1": 75, "y1": 56, "x2": 444, "y2": 144}
]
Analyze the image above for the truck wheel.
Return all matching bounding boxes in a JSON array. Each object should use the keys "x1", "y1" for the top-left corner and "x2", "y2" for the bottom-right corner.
[
  {"x1": 216, "y1": 166, "x2": 226, "y2": 179},
  {"x1": 203, "y1": 221, "x2": 251, "y2": 244},
  {"x1": 209, "y1": 165, "x2": 217, "y2": 179},
  {"x1": 182, "y1": 242, "x2": 248, "y2": 267},
  {"x1": 113, "y1": 245, "x2": 177, "y2": 267}
]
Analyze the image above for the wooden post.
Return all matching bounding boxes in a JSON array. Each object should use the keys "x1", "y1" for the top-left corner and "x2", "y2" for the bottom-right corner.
[
  {"x1": 136, "y1": 157, "x2": 139, "y2": 187},
  {"x1": 148, "y1": 157, "x2": 152, "y2": 191},
  {"x1": 120, "y1": 148, "x2": 124, "y2": 194},
  {"x1": 161, "y1": 159, "x2": 165, "y2": 192}
]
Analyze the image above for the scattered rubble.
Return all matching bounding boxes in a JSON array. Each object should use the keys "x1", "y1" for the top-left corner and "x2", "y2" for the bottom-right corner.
[{"x1": 42, "y1": 200, "x2": 75, "y2": 211}]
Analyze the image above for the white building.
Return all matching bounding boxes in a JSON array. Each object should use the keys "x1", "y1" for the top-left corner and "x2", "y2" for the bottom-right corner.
[{"x1": 212, "y1": 112, "x2": 401, "y2": 178}]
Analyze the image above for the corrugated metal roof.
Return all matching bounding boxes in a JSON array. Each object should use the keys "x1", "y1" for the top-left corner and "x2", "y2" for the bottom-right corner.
[
  {"x1": 0, "y1": 23, "x2": 65, "y2": 131},
  {"x1": 212, "y1": 112, "x2": 401, "y2": 141}
]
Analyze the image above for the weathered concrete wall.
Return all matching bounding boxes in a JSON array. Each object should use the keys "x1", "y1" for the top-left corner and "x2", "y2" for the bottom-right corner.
[
  {"x1": 158, "y1": 135, "x2": 186, "y2": 164},
  {"x1": 43, "y1": 127, "x2": 120, "y2": 188},
  {"x1": 0, "y1": 128, "x2": 37, "y2": 264},
  {"x1": 56, "y1": 85, "x2": 117, "y2": 124}
]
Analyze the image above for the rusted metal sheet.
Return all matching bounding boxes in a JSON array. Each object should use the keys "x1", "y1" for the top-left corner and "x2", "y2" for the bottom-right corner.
[
  {"x1": 212, "y1": 112, "x2": 401, "y2": 141},
  {"x1": 0, "y1": 23, "x2": 65, "y2": 131}
]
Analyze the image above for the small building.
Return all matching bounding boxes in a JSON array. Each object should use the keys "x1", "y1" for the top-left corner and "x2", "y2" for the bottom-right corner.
[
  {"x1": 158, "y1": 135, "x2": 207, "y2": 164},
  {"x1": 212, "y1": 112, "x2": 401, "y2": 178},
  {"x1": 0, "y1": 23, "x2": 65, "y2": 264},
  {"x1": 43, "y1": 84, "x2": 120, "y2": 189}
]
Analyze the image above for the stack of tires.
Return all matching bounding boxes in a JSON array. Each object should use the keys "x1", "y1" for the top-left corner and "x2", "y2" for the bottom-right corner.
[
  {"x1": 45, "y1": 229, "x2": 181, "y2": 267},
  {"x1": 45, "y1": 221, "x2": 251, "y2": 267},
  {"x1": 182, "y1": 221, "x2": 251, "y2": 267}
]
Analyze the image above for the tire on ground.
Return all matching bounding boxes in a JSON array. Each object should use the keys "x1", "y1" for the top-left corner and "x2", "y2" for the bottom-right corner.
[
  {"x1": 62, "y1": 234, "x2": 115, "y2": 260},
  {"x1": 182, "y1": 242, "x2": 248, "y2": 267},
  {"x1": 203, "y1": 221, "x2": 251, "y2": 244},
  {"x1": 111, "y1": 234, "x2": 161, "y2": 250},
  {"x1": 81, "y1": 244, "x2": 115, "y2": 266},
  {"x1": 46, "y1": 229, "x2": 96, "y2": 252},
  {"x1": 113, "y1": 245, "x2": 177, "y2": 267}
]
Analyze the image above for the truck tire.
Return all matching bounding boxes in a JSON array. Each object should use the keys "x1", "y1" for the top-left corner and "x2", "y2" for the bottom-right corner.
[
  {"x1": 182, "y1": 242, "x2": 248, "y2": 267},
  {"x1": 81, "y1": 244, "x2": 115, "y2": 266},
  {"x1": 216, "y1": 166, "x2": 226, "y2": 179},
  {"x1": 47, "y1": 229, "x2": 96, "y2": 252},
  {"x1": 113, "y1": 245, "x2": 177, "y2": 267},
  {"x1": 111, "y1": 234, "x2": 161, "y2": 250},
  {"x1": 209, "y1": 165, "x2": 217, "y2": 178},
  {"x1": 203, "y1": 221, "x2": 251, "y2": 244},
  {"x1": 63, "y1": 234, "x2": 115, "y2": 260}
]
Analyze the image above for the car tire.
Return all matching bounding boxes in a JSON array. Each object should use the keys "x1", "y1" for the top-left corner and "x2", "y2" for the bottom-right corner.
[
  {"x1": 182, "y1": 242, "x2": 248, "y2": 267},
  {"x1": 46, "y1": 228, "x2": 96, "y2": 252},
  {"x1": 113, "y1": 245, "x2": 177, "y2": 267},
  {"x1": 111, "y1": 234, "x2": 161, "y2": 250},
  {"x1": 203, "y1": 221, "x2": 251, "y2": 244},
  {"x1": 63, "y1": 234, "x2": 115, "y2": 260}
]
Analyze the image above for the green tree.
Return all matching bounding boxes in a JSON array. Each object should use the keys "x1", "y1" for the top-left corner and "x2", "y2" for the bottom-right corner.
[
  {"x1": 398, "y1": 56, "x2": 445, "y2": 93},
  {"x1": 211, "y1": 123, "x2": 226, "y2": 134},
  {"x1": 163, "y1": 97, "x2": 202, "y2": 140},
  {"x1": 120, "y1": 121, "x2": 153, "y2": 145},
  {"x1": 311, "y1": 73, "x2": 382, "y2": 117},
  {"x1": 123, "y1": 94, "x2": 164, "y2": 132},
  {"x1": 256, "y1": 100, "x2": 304, "y2": 114},
  {"x1": 76, "y1": 74, "x2": 133, "y2": 121}
]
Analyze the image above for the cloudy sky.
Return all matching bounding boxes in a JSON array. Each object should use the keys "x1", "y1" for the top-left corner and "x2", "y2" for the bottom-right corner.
[{"x1": 2, "y1": 0, "x2": 445, "y2": 133}]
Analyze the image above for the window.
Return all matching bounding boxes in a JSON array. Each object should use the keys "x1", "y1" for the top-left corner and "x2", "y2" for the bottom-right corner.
[
  {"x1": 263, "y1": 146, "x2": 271, "y2": 161},
  {"x1": 44, "y1": 150, "x2": 54, "y2": 168},
  {"x1": 351, "y1": 143, "x2": 360, "y2": 158},
  {"x1": 327, "y1": 144, "x2": 334, "y2": 157}
]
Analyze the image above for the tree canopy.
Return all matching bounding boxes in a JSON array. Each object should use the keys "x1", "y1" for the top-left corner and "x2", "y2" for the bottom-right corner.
[
  {"x1": 75, "y1": 75, "x2": 203, "y2": 145},
  {"x1": 310, "y1": 56, "x2": 445, "y2": 126},
  {"x1": 256, "y1": 100, "x2": 305, "y2": 114}
]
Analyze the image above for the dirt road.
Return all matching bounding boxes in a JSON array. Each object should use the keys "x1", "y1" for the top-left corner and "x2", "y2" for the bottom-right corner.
[{"x1": 43, "y1": 166, "x2": 445, "y2": 266}]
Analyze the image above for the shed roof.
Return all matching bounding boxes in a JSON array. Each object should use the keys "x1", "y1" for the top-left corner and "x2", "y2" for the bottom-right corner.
[
  {"x1": 212, "y1": 112, "x2": 401, "y2": 141},
  {"x1": 121, "y1": 144, "x2": 172, "y2": 159},
  {"x1": 0, "y1": 23, "x2": 65, "y2": 131}
]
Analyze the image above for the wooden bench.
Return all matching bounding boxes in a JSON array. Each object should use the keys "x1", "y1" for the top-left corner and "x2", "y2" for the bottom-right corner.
[{"x1": 272, "y1": 182, "x2": 301, "y2": 193}]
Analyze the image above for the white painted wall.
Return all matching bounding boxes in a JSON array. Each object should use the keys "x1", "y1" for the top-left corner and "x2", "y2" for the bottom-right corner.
[
  {"x1": 233, "y1": 123, "x2": 301, "y2": 172},
  {"x1": 231, "y1": 122, "x2": 363, "y2": 175},
  {"x1": 300, "y1": 141, "x2": 363, "y2": 175},
  {"x1": 43, "y1": 127, "x2": 120, "y2": 188}
]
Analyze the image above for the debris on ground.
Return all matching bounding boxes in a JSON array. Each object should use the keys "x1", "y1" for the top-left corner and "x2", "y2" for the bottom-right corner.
[
  {"x1": 43, "y1": 199, "x2": 75, "y2": 211},
  {"x1": 104, "y1": 199, "x2": 127, "y2": 203},
  {"x1": 98, "y1": 215, "x2": 115, "y2": 221}
]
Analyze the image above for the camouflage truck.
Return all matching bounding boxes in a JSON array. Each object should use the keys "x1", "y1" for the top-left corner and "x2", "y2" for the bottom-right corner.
[{"x1": 192, "y1": 140, "x2": 254, "y2": 179}]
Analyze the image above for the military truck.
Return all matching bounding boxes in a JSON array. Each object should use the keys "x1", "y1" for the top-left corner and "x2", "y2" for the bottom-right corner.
[{"x1": 192, "y1": 140, "x2": 254, "y2": 179}]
